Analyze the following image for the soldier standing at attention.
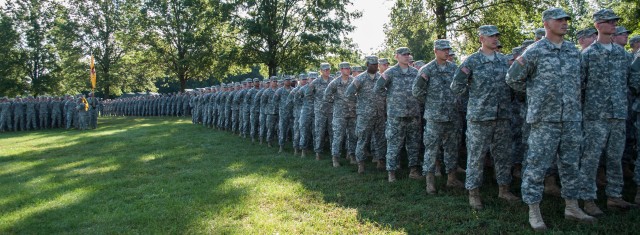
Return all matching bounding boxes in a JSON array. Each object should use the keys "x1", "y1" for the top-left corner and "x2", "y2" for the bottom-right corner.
[
  {"x1": 346, "y1": 56, "x2": 387, "y2": 173},
  {"x1": 413, "y1": 39, "x2": 464, "y2": 194},
  {"x1": 580, "y1": 9, "x2": 637, "y2": 215},
  {"x1": 507, "y1": 8, "x2": 597, "y2": 231},
  {"x1": 248, "y1": 79, "x2": 261, "y2": 142},
  {"x1": 451, "y1": 25, "x2": 518, "y2": 209},
  {"x1": 378, "y1": 58, "x2": 390, "y2": 74},
  {"x1": 262, "y1": 77, "x2": 279, "y2": 147},
  {"x1": 275, "y1": 77, "x2": 293, "y2": 152},
  {"x1": 306, "y1": 63, "x2": 334, "y2": 160},
  {"x1": 289, "y1": 75, "x2": 307, "y2": 155},
  {"x1": 375, "y1": 47, "x2": 422, "y2": 182},
  {"x1": 299, "y1": 72, "x2": 317, "y2": 157},
  {"x1": 576, "y1": 28, "x2": 597, "y2": 51},
  {"x1": 325, "y1": 62, "x2": 356, "y2": 167}
]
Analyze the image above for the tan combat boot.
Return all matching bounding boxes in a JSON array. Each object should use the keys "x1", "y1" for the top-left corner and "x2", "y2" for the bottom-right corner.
[
  {"x1": 434, "y1": 160, "x2": 442, "y2": 177},
  {"x1": 544, "y1": 175, "x2": 561, "y2": 197},
  {"x1": 425, "y1": 173, "x2": 436, "y2": 195},
  {"x1": 528, "y1": 203, "x2": 547, "y2": 232},
  {"x1": 446, "y1": 171, "x2": 464, "y2": 188},
  {"x1": 332, "y1": 156, "x2": 340, "y2": 167},
  {"x1": 607, "y1": 197, "x2": 637, "y2": 211},
  {"x1": 376, "y1": 159, "x2": 386, "y2": 170},
  {"x1": 278, "y1": 146, "x2": 284, "y2": 153},
  {"x1": 388, "y1": 171, "x2": 396, "y2": 183},
  {"x1": 469, "y1": 188, "x2": 483, "y2": 210},
  {"x1": 349, "y1": 155, "x2": 357, "y2": 165},
  {"x1": 564, "y1": 199, "x2": 597, "y2": 223},
  {"x1": 409, "y1": 166, "x2": 422, "y2": 180},
  {"x1": 357, "y1": 161, "x2": 365, "y2": 174},
  {"x1": 498, "y1": 184, "x2": 520, "y2": 202},
  {"x1": 315, "y1": 152, "x2": 321, "y2": 161},
  {"x1": 293, "y1": 148, "x2": 298, "y2": 156},
  {"x1": 583, "y1": 200, "x2": 604, "y2": 216},
  {"x1": 301, "y1": 149, "x2": 307, "y2": 158}
]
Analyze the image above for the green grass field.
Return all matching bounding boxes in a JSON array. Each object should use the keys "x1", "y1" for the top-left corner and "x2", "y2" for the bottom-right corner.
[{"x1": 1, "y1": 116, "x2": 639, "y2": 234}]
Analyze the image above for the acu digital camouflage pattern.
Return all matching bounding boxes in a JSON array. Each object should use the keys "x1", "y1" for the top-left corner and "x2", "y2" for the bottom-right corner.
[
  {"x1": 306, "y1": 76, "x2": 333, "y2": 154},
  {"x1": 506, "y1": 37, "x2": 583, "y2": 204},
  {"x1": 412, "y1": 59, "x2": 460, "y2": 174},
  {"x1": 346, "y1": 71, "x2": 387, "y2": 162},
  {"x1": 376, "y1": 64, "x2": 421, "y2": 171},
  {"x1": 451, "y1": 48, "x2": 513, "y2": 190},
  {"x1": 579, "y1": 41, "x2": 633, "y2": 200},
  {"x1": 325, "y1": 75, "x2": 357, "y2": 157}
]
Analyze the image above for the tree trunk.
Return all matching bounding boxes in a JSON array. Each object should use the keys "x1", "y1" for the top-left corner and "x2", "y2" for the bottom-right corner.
[{"x1": 435, "y1": 0, "x2": 447, "y2": 39}]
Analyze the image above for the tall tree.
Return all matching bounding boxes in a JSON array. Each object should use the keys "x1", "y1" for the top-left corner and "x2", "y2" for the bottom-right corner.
[
  {"x1": 142, "y1": 0, "x2": 237, "y2": 92},
  {"x1": 0, "y1": 12, "x2": 28, "y2": 97},
  {"x1": 233, "y1": 0, "x2": 361, "y2": 76},
  {"x1": 5, "y1": 0, "x2": 61, "y2": 96},
  {"x1": 384, "y1": 0, "x2": 435, "y2": 62}
]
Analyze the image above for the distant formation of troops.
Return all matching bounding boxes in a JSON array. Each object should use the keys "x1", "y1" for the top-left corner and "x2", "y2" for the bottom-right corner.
[
  {"x1": 0, "y1": 94, "x2": 100, "y2": 132},
  {"x1": 57, "y1": 7, "x2": 640, "y2": 232}
]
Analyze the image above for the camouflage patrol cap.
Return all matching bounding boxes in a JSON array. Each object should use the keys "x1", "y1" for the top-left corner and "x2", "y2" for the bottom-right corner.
[
  {"x1": 614, "y1": 26, "x2": 631, "y2": 36},
  {"x1": 414, "y1": 60, "x2": 425, "y2": 68},
  {"x1": 299, "y1": 73, "x2": 307, "y2": 79},
  {"x1": 434, "y1": 39, "x2": 452, "y2": 50},
  {"x1": 542, "y1": 8, "x2": 570, "y2": 21},
  {"x1": 478, "y1": 25, "x2": 499, "y2": 36},
  {"x1": 320, "y1": 63, "x2": 331, "y2": 70},
  {"x1": 511, "y1": 46, "x2": 523, "y2": 56},
  {"x1": 576, "y1": 28, "x2": 597, "y2": 40},
  {"x1": 534, "y1": 28, "x2": 546, "y2": 39},
  {"x1": 395, "y1": 47, "x2": 411, "y2": 55},
  {"x1": 351, "y1": 66, "x2": 363, "y2": 72},
  {"x1": 593, "y1": 9, "x2": 620, "y2": 23},
  {"x1": 522, "y1": 40, "x2": 535, "y2": 49},
  {"x1": 308, "y1": 72, "x2": 319, "y2": 79},
  {"x1": 253, "y1": 78, "x2": 260, "y2": 82},
  {"x1": 338, "y1": 62, "x2": 350, "y2": 69},
  {"x1": 245, "y1": 78, "x2": 253, "y2": 83},
  {"x1": 630, "y1": 36, "x2": 640, "y2": 45},
  {"x1": 284, "y1": 76, "x2": 292, "y2": 81},
  {"x1": 269, "y1": 76, "x2": 277, "y2": 81},
  {"x1": 365, "y1": 55, "x2": 378, "y2": 65},
  {"x1": 378, "y1": 58, "x2": 389, "y2": 64}
]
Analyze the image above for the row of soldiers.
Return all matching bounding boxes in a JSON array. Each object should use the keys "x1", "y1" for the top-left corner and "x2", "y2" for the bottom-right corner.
[
  {"x1": 0, "y1": 94, "x2": 100, "y2": 132},
  {"x1": 97, "y1": 7, "x2": 640, "y2": 232},
  {"x1": 101, "y1": 92, "x2": 192, "y2": 117},
  {"x1": 180, "y1": 8, "x2": 639, "y2": 232}
]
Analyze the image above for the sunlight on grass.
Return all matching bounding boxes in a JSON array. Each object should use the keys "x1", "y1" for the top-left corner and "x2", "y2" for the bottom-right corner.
[
  {"x1": 51, "y1": 158, "x2": 96, "y2": 172},
  {"x1": 201, "y1": 173, "x2": 405, "y2": 234},
  {"x1": 0, "y1": 188, "x2": 92, "y2": 231},
  {"x1": 0, "y1": 161, "x2": 42, "y2": 176}
]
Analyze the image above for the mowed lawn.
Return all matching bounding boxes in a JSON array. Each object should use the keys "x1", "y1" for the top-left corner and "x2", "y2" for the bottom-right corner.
[{"x1": 1, "y1": 116, "x2": 640, "y2": 234}]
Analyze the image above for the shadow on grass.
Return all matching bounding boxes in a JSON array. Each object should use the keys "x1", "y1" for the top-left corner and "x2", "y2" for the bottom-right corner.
[{"x1": 1, "y1": 116, "x2": 639, "y2": 234}]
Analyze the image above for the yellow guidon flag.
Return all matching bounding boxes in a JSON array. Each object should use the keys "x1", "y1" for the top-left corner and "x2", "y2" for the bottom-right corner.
[
  {"x1": 81, "y1": 97, "x2": 89, "y2": 111},
  {"x1": 90, "y1": 55, "x2": 96, "y2": 90}
]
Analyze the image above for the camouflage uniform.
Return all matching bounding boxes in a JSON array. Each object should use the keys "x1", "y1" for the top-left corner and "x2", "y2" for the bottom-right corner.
[
  {"x1": 26, "y1": 98, "x2": 37, "y2": 130},
  {"x1": 413, "y1": 55, "x2": 460, "y2": 174},
  {"x1": 506, "y1": 37, "x2": 583, "y2": 204},
  {"x1": 38, "y1": 98, "x2": 50, "y2": 129},
  {"x1": 275, "y1": 79, "x2": 293, "y2": 147},
  {"x1": 0, "y1": 99, "x2": 12, "y2": 131},
  {"x1": 247, "y1": 80, "x2": 261, "y2": 141},
  {"x1": 375, "y1": 48, "x2": 422, "y2": 171},
  {"x1": 299, "y1": 73, "x2": 316, "y2": 151},
  {"x1": 579, "y1": 40, "x2": 631, "y2": 200},
  {"x1": 325, "y1": 64, "x2": 357, "y2": 158},
  {"x1": 451, "y1": 42, "x2": 513, "y2": 190},
  {"x1": 262, "y1": 79, "x2": 278, "y2": 145},
  {"x1": 289, "y1": 77, "x2": 305, "y2": 150},
  {"x1": 306, "y1": 68, "x2": 334, "y2": 154},
  {"x1": 346, "y1": 64, "x2": 387, "y2": 163}
]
